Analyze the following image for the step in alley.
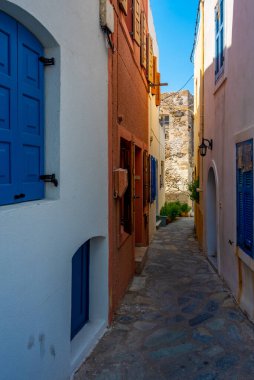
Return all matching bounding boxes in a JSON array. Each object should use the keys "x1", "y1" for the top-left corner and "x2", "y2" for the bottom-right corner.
[{"x1": 74, "y1": 218, "x2": 254, "y2": 380}]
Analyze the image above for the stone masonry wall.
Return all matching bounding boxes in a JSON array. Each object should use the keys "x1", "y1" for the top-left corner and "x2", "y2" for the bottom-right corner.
[{"x1": 160, "y1": 90, "x2": 194, "y2": 205}]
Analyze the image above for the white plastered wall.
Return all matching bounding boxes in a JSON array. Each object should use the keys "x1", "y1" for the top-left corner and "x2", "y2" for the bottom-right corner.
[{"x1": 0, "y1": 1, "x2": 109, "y2": 379}]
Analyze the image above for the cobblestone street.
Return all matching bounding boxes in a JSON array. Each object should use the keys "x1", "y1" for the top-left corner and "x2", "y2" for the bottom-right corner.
[{"x1": 74, "y1": 218, "x2": 254, "y2": 380}]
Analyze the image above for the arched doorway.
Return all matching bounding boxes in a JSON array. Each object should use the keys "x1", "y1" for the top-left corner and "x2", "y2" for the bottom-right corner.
[{"x1": 206, "y1": 167, "x2": 218, "y2": 268}]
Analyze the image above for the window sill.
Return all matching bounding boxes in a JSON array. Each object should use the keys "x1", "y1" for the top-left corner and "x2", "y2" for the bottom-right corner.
[
  {"x1": 214, "y1": 74, "x2": 227, "y2": 95},
  {"x1": 238, "y1": 247, "x2": 254, "y2": 272}
]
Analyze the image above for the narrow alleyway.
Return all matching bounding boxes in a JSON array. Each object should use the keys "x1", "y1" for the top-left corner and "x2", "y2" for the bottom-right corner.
[{"x1": 74, "y1": 218, "x2": 254, "y2": 380}]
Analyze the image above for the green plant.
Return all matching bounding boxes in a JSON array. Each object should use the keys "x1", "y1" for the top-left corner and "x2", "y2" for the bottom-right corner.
[
  {"x1": 168, "y1": 202, "x2": 181, "y2": 221},
  {"x1": 188, "y1": 178, "x2": 199, "y2": 203},
  {"x1": 160, "y1": 204, "x2": 169, "y2": 217},
  {"x1": 160, "y1": 201, "x2": 183, "y2": 221},
  {"x1": 181, "y1": 203, "x2": 191, "y2": 213}
]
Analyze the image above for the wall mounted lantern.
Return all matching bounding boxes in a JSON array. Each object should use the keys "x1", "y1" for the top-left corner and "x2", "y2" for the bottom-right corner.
[{"x1": 199, "y1": 138, "x2": 213, "y2": 157}]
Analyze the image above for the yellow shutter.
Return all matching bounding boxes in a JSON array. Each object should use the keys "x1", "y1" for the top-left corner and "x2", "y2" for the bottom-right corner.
[
  {"x1": 140, "y1": 11, "x2": 147, "y2": 69},
  {"x1": 133, "y1": 0, "x2": 141, "y2": 45},
  {"x1": 119, "y1": 0, "x2": 128, "y2": 15},
  {"x1": 156, "y1": 73, "x2": 161, "y2": 106},
  {"x1": 151, "y1": 56, "x2": 157, "y2": 95},
  {"x1": 147, "y1": 34, "x2": 153, "y2": 83}
]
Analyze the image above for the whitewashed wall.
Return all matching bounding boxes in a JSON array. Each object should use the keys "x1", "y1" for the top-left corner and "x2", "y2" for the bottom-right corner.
[{"x1": 0, "y1": 1, "x2": 109, "y2": 379}]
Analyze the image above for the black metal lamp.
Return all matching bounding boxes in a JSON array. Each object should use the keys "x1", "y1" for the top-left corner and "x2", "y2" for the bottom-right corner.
[{"x1": 199, "y1": 138, "x2": 213, "y2": 157}]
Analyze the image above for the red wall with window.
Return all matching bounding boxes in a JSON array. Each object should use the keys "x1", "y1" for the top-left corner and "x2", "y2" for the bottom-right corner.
[{"x1": 108, "y1": 0, "x2": 149, "y2": 321}]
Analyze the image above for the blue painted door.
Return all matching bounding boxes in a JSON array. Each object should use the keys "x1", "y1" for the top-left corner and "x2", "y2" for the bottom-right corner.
[
  {"x1": 71, "y1": 240, "x2": 90, "y2": 339},
  {"x1": 0, "y1": 12, "x2": 44, "y2": 206}
]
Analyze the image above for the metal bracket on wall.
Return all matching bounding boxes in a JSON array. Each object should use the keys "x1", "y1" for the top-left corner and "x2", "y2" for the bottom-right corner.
[
  {"x1": 40, "y1": 174, "x2": 58, "y2": 187},
  {"x1": 39, "y1": 57, "x2": 55, "y2": 66}
]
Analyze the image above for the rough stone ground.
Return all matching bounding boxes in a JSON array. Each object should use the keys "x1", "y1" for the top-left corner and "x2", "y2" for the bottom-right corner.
[{"x1": 74, "y1": 218, "x2": 254, "y2": 380}]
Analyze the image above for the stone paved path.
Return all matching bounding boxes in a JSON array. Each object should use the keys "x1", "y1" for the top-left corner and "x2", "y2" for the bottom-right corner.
[{"x1": 74, "y1": 218, "x2": 254, "y2": 380}]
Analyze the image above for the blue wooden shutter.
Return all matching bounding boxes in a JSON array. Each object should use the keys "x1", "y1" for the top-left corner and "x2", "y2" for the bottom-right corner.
[
  {"x1": 71, "y1": 240, "x2": 90, "y2": 340},
  {"x1": 243, "y1": 165, "x2": 253, "y2": 254},
  {"x1": 150, "y1": 156, "x2": 156, "y2": 203},
  {"x1": 0, "y1": 12, "x2": 18, "y2": 205},
  {"x1": 215, "y1": 0, "x2": 224, "y2": 79},
  {"x1": 0, "y1": 12, "x2": 44, "y2": 205},
  {"x1": 150, "y1": 156, "x2": 153, "y2": 203},
  {"x1": 18, "y1": 24, "x2": 44, "y2": 202},
  {"x1": 154, "y1": 158, "x2": 157, "y2": 200},
  {"x1": 237, "y1": 140, "x2": 253, "y2": 257},
  {"x1": 237, "y1": 167, "x2": 244, "y2": 248},
  {"x1": 219, "y1": 0, "x2": 224, "y2": 69}
]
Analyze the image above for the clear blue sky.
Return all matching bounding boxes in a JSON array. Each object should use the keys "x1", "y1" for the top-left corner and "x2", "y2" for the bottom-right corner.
[{"x1": 150, "y1": 0, "x2": 199, "y2": 95}]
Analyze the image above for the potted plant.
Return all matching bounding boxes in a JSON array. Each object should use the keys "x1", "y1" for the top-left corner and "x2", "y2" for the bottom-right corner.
[
  {"x1": 180, "y1": 202, "x2": 192, "y2": 217},
  {"x1": 159, "y1": 203, "x2": 170, "y2": 226},
  {"x1": 188, "y1": 178, "x2": 200, "y2": 203}
]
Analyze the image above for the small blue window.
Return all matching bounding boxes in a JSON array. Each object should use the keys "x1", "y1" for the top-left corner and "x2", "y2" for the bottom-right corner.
[
  {"x1": 71, "y1": 240, "x2": 90, "y2": 340},
  {"x1": 0, "y1": 12, "x2": 44, "y2": 206},
  {"x1": 236, "y1": 140, "x2": 253, "y2": 257},
  {"x1": 215, "y1": 0, "x2": 224, "y2": 81}
]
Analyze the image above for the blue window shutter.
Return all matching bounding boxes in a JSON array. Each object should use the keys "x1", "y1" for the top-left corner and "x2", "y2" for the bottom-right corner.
[
  {"x1": 150, "y1": 156, "x2": 157, "y2": 203},
  {"x1": 237, "y1": 140, "x2": 253, "y2": 257},
  {"x1": 71, "y1": 240, "x2": 90, "y2": 340},
  {"x1": 215, "y1": 0, "x2": 224, "y2": 79},
  {"x1": 0, "y1": 12, "x2": 44, "y2": 205},
  {"x1": 0, "y1": 12, "x2": 18, "y2": 205},
  {"x1": 237, "y1": 166, "x2": 244, "y2": 248},
  {"x1": 18, "y1": 23, "x2": 44, "y2": 202},
  {"x1": 244, "y1": 165, "x2": 253, "y2": 255},
  {"x1": 150, "y1": 156, "x2": 154, "y2": 202},
  {"x1": 154, "y1": 158, "x2": 157, "y2": 200}
]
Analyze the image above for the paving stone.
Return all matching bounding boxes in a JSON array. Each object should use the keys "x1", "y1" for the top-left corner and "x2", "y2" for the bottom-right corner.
[
  {"x1": 182, "y1": 302, "x2": 198, "y2": 313},
  {"x1": 189, "y1": 313, "x2": 214, "y2": 327},
  {"x1": 227, "y1": 324, "x2": 242, "y2": 341},
  {"x1": 203, "y1": 345, "x2": 224, "y2": 357},
  {"x1": 74, "y1": 218, "x2": 254, "y2": 380},
  {"x1": 206, "y1": 318, "x2": 225, "y2": 331},
  {"x1": 193, "y1": 373, "x2": 218, "y2": 380},
  {"x1": 133, "y1": 321, "x2": 156, "y2": 331},
  {"x1": 227, "y1": 310, "x2": 244, "y2": 321},
  {"x1": 192, "y1": 327, "x2": 213, "y2": 343},
  {"x1": 149, "y1": 343, "x2": 195, "y2": 359},
  {"x1": 174, "y1": 314, "x2": 186, "y2": 323},
  {"x1": 114, "y1": 323, "x2": 130, "y2": 332},
  {"x1": 222, "y1": 298, "x2": 236, "y2": 307},
  {"x1": 116, "y1": 315, "x2": 135, "y2": 324},
  {"x1": 215, "y1": 354, "x2": 238, "y2": 371},
  {"x1": 128, "y1": 276, "x2": 146, "y2": 292},
  {"x1": 178, "y1": 296, "x2": 190, "y2": 305},
  {"x1": 205, "y1": 300, "x2": 219, "y2": 313},
  {"x1": 144, "y1": 329, "x2": 186, "y2": 347}
]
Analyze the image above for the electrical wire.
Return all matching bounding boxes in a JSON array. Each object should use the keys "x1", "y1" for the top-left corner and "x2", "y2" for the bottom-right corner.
[
  {"x1": 161, "y1": 74, "x2": 194, "y2": 104},
  {"x1": 176, "y1": 74, "x2": 194, "y2": 93}
]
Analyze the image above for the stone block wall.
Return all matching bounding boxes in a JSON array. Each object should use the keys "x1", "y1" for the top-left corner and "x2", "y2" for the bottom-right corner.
[{"x1": 160, "y1": 90, "x2": 194, "y2": 205}]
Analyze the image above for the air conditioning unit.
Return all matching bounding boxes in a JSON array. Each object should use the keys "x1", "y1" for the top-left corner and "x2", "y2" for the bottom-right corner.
[{"x1": 100, "y1": 0, "x2": 114, "y2": 34}]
